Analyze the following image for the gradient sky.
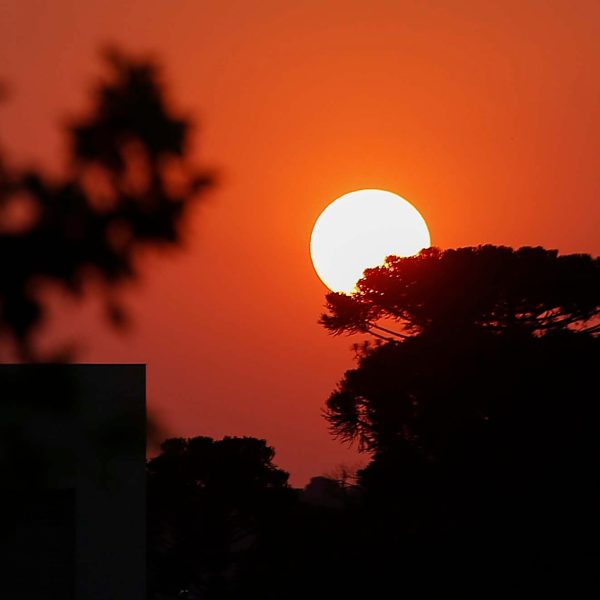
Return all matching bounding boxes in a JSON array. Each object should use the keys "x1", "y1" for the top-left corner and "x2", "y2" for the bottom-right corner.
[{"x1": 2, "y1": 1, "x2": 599, "y2": 484}]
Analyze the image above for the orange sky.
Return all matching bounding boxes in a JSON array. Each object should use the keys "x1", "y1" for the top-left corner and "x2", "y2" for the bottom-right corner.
[{"x1": 2, "y1": 1, "x2": 599, "y2": 484}]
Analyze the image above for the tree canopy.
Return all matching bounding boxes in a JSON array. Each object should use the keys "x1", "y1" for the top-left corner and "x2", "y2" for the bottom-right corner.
[
  {"x1": 321, "y1": 245, "x2": 600, "y2": 340},
  {"x1": 321, "y1": 244, "x2": 600, "y2": 564},
  {"x1": 322, "y1": 245, "x2": 600, "y2": 453},
  {"x1": 147, "y1": 436, "x2": 292, "y2": 598},
  {"x1": 147, "y1": 435, "x2": 290, "y2": 500}
]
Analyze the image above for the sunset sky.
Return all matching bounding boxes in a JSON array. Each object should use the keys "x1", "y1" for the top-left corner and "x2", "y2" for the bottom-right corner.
[{"x1": 2, "y1": 1, "x2": 599, "y2": 484}]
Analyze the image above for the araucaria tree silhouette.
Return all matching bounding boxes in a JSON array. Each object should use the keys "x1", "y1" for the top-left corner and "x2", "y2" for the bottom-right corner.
[
  {"x1": 321, "y1": 245, "x2": 600, "y2": 574},
  {"x1": 0, "y1": 49, "x2": 212, "y2": 360}
]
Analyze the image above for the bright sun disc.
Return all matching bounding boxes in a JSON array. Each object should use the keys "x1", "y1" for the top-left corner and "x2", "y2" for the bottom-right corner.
[{"x1": 310, "y1": 189, "x2": 431, "y2": 293}]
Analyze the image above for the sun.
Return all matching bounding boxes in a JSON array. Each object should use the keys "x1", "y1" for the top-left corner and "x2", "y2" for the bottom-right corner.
[{"x1": 310, "y1": 189, "x2": 430, "y2": 293}]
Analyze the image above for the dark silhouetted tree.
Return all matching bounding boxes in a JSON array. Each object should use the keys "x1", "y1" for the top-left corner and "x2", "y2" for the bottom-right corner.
[
  {"x1": 321, "y1": 245, "x2": 600, "y2": 340},
  {"x1": 0, "y1": 48, "x2": 212, "y2": 360},
  {"x1": 321, "y1": 245, "x2": 600, "y2": 582},
  {"x1": 146, "y1": 436, "x2": 292, "y2": 598}
]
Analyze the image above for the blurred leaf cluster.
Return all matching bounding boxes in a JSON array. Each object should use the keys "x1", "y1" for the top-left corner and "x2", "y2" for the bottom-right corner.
[{"x1": 0, "y1": 49, "x2": 212, "y2": 360}]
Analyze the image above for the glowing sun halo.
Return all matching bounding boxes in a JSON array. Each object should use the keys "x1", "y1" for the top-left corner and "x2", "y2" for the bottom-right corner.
[{"x1": 310, "y1": 189, "x2": 431, "y2": 293}]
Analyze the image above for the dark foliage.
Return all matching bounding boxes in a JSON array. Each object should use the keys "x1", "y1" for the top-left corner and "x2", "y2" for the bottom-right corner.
[
  {"x1": 146, "y1": 436, "x2": 294, "y2": 599},
  {"x1": 321, "y1": 245, "x2": 600, "y2": 338},
  {"x1": 0, "y1": 49, "x2": 212, "y2": 359},
  {"x1": 146, "y1": 245, "x2": 600, "y2": 596},
  {"x1": 319, "y1": 244, "x2": 600, "y2": 588}
]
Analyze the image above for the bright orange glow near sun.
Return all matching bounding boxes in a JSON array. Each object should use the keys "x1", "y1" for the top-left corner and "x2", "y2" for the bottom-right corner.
[{"x1": 310, "y1": 189, "x2": 431, "y2": 293}]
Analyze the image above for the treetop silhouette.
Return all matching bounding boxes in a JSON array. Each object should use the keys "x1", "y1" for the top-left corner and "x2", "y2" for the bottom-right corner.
[
  {"x1": 322, "y1": 245, "x2": 600, "y2": 453},
  {"x1": 148, "y1": 435, "x2": 290, "y2": 497},
  {"x1": 147, "y1": 436, "x2": 292, "y2": 598},
  {"x1": 321, "y1": 245, "x2": 600, "y2": 340}
]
